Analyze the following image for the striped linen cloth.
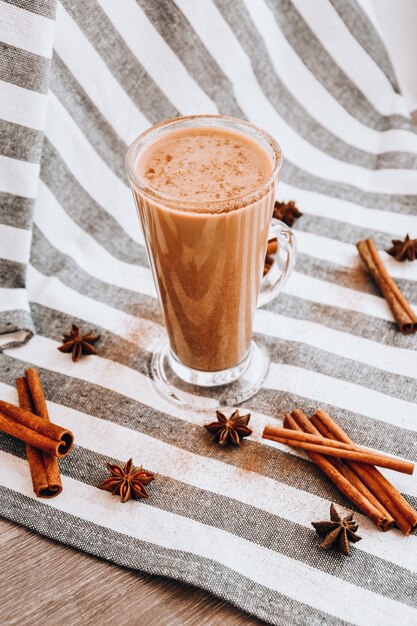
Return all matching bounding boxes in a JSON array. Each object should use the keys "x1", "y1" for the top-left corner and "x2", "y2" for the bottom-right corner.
[{"x1": 1, "y1": 0, "x2": 417, "y2": 623}]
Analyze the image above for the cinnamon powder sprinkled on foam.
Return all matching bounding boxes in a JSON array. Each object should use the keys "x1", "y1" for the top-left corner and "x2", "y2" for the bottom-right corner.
[{"x1": 137, "y1": 126, "x2": 273, "y2": 204}]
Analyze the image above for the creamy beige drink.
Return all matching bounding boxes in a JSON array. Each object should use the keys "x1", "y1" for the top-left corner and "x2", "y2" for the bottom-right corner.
[{"x1": 133, "y1": 125, "x2": 275, "y2": 372}]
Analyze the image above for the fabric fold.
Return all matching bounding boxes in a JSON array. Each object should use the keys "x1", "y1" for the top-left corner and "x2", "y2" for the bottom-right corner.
[{"x1": 0, "y1": 0, "x2": 58, "y2": 346}]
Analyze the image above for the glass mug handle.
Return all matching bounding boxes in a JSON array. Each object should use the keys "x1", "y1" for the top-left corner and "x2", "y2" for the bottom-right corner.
[{"x1": 258, "y1": 218, "x2": 297, "y2": 308}]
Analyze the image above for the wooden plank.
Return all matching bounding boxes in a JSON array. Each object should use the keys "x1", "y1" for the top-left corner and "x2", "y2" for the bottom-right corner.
[{"x1": 0, "y1": 518, "x2": 264, "y2": 625}]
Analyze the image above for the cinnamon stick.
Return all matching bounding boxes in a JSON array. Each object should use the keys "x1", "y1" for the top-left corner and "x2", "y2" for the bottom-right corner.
[
  {"x1": 262, "y1": 426, "x2": 414, "y2": 474},
  {"x1": 312, "y1": 416, "x2": 412, "y2": 535},
  {"x1": 16, "y1": 375, "x2": 62, "y2": 498},
  {"x1": 0, "y1": 399, "x2": 73, "y2": 457},
  {"x1": 328, "y1": 454, "x2": 393, "y2": 523},
  {"x1": 266, "y1": 238, "x2": 278, "y2": 257},
  {"x1": 311, "y1": 409, "x2": 417, "y2": 535},
  {"x1": 263, "y1": 425, "x2": 356, "y2": 450},
  {"x1": 264, "y1": 257, "x2": 274, "y2": 276},
  {"x1": 357, "y1": 237, "x2": 417, "y2": 333},
  {"x1": 264, "y1": 239, "x2": 278, "y2": 274},
  {"x1": 285, "y1": 411, "x2": 392, "y2": 531},
  {"x1": 288, "y1": 410, "x2": 393, "y2": 525}
]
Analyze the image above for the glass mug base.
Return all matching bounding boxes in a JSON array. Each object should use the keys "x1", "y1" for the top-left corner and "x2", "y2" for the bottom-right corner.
[{"x1": 150, "y1": 339, "x2": 270, "y2": 410}]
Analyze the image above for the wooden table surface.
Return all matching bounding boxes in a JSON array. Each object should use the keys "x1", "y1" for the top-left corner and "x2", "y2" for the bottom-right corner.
[{"x1": 0, "y1": 517, "x2": 264, "y2": 626}]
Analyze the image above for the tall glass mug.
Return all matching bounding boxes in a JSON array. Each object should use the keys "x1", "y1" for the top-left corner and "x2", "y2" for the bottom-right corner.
[{"x1": 126, "y1": 115, "x2": 296, "y2": 408}]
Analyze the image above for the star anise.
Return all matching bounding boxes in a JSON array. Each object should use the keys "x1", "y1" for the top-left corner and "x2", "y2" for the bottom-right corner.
[
  {"x1": 204, "y1": 409, "x2": 252, "y2": 446},
  {"x1": 98, "y1": 458, "x2": 156, "y2": 503},
  {"x1": 387, "y1": 234, "x2": 417, "y2": 262},
  {"x1": 57, "y1": 324, "x2": 100, "y2": 362},
  {"x1": 273, "y1": 200, "x2": 303, "y2": 227},
  {"x1": 312, "y1": 503, "x2": 362, "y2": 556}
]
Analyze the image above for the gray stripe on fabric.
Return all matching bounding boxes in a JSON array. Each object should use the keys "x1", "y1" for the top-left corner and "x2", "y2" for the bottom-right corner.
[
  {"x1": 0, "y1": 118, "x2": 43, "y2": 163},
  {"x1": 0, "y1": 259, "x2": 25, "y2": 288},
  {"x1": 0, "y1": 354, "x2": 343, "y2": 504},
  {"x1": 353, "y1": 151, "x2": 417, "y2": 170},
  {"x1": 39, "y1": 139, "x2": 147, "y2": 265},
  {"x1": 52, "y1": 3, "x2": 417, "y2": 219},
  {"x1": 137, "y1": 0, "x2": 244, "y2": 119},
  {"x1": 30, "y1": 303, "x2": 152, "y2": 378},
  {"x1": 60, "y1": 0, "x2": 178, "y2": 124},
  {"x1": 269, "y1": 292, "x2": 417, "y2": 350},
  {"x1": 293, "y1": 215, "x2": 417, "y2": 299},
  {"x1": 63, "y1": 4, "x2": 414, "y2": 210},
  {"x1": 30, "y1": 222, "x2": 414, "y2": 353},
  {"x1": 256, "y1": 332, "x2": 417, "y2": 404},
  {"x1": 282, "y1": 160, "x2": 417, "y2": 215},
  {"x1": 329, "y1": 0, "x2": 399, "y2": 92},
  {"x1": 0, "y1": 487, "x2": 353, "y2": 626},
  {"x1": 30, "y1": 225, "x2": 158, "y2": 321},
  {"x1": 263, "y1": 0, "x2": 416, "y2": 134},
  {"x1": 50, "y1": 53, "x2": 127, "y2": 183},
  {"x1": 295, "y1": 251, "x2": 378, "y2": 295},
  {"x1": 0, "y1": 192, "x2": 33, "y2": 229},
  {"x1": 0, "y1": 310, "x2": 34, "y2": 346},
  {"x1": 294, "y1": 213, "x2": 401, "y2": 248},
  {"x1": 3, "y1": 331, "x2": 417, "y2": 471},
  {"x1": 2, "y1": 438, "x2": 417, "y2": 606},
  {"x1": 213, "y1": 0, "x2": 417, "y2": 170},
  {"x1": 295, "y1": 252, "x2": 417, "y2": 304},
  {"x1": 31, "y1": 301, "x2": 417, "y2": 406},
  {"x1": 245, "y1": 385, "x2": 417, "y2": 466},
  {"x1": 31, "y1": 303, "x2": 417, "y2": 460},
  {"x1": 2, "y1": 0, "x2": 57, "y2": 20},
  {"x1": 0, "y1": 42, "x2": 50, "y2": 93},
  {"x1": 0, "y1": 350, "x2": 367, "y2": 515}
]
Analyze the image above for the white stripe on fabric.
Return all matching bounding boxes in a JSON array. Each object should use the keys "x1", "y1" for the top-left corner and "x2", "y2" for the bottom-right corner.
[
  {"x1": 45, "y1": 91, "x2": 142, "y2": 243},
  {"x1": 291, "y1": 0, "x2": 410, "y2": 118},
  {"x1": 0, "y1": 0, "x2": 55, "y2": 59},
  {"x1": 0, "y1": 288, "x2": 30, "y2": 312},
  {"x1": 0, "y1": 224, "x2": 32, "y2": 264},
  {"x1": 34, "y1": 184, "x2": 417, "y2": 325},
  {"x1": 54, "y1": 4, "x2": 149, "y2": 144},
  {"x1": 6, "y1": 339, "x2": 413, "y2": 509},
  {"x1": 244, "y1": 0, "x2": 417, "y2": 154},
  {"x1": 267, "y1": 362, "x2": 417, "y2": 428},
  {"x1": 98, "y1": 0, "x2": 218, "y2": 116},
  {"x1": 174, "y1": 0, "x2": 417, "y2": 194},
  {"x1": 1, "y1": 452, "x2": 416, "y2": 626},
  {"x1": 255, "y1": 309, "x2": 417, "y2": 380},
  {"x1": 285, "y1": 271, "x2": 417, "y2": 323},
  {"x1": 296, "y1": 230, "x2": 417, "y2": 282},
  {"x1": 0, "y1": 380, "x2": 415, "y2": 572},
  {"x1": 0, "y1": 155, "x2": 39, "y2": 198},
  {"x1": 0, "y1": 80, "x2": 47, "y2": 131},
  {"x1": 6, "y1": 334, "x2": 417, "y2": 438},
  {"x1": 279, "y1": 181, "x2": 417, "y2": 237},
  {"x1": 27, "y1": 265, "x2": 417, "y2": 381},
  {"x1": 34, "y1": 182, "x2": 154, "y2": 294},
  {"x1": 27, "y1": 265, "x2": 163, "y2": 351},
  {"x1": 4, "y1": 336, "x2": 417, "y2": 499}
]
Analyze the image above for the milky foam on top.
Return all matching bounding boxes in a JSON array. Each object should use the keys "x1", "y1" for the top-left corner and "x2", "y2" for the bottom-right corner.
[{"x1": 137, "y1": 126, "x2": 273, "y2": 203}]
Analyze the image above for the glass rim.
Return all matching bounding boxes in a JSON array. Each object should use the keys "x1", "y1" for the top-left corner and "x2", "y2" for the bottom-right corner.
[{"x1": 125, "y1": 114, "x2": 282, "y2": 213}]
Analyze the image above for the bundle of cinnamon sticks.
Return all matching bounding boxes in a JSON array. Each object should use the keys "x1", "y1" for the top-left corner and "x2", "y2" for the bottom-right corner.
[
  {"x1": 263, "y1": 409, "x2": 417, "y2": 535},
  {"x1": 0, "y1": 369, "x2": 74, "y2": 498}
]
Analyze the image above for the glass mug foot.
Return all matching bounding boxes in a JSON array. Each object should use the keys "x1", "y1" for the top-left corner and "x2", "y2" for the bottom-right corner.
[{"x1": 151, "y1": 339, "x2": 270, "y2": 409}]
